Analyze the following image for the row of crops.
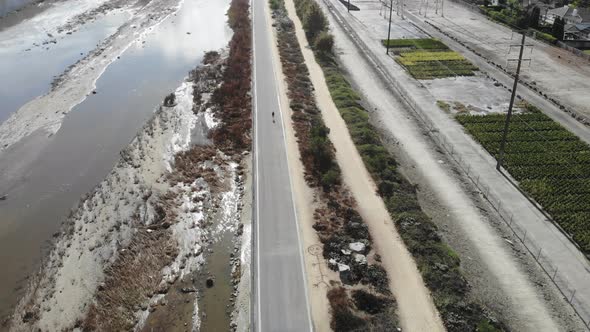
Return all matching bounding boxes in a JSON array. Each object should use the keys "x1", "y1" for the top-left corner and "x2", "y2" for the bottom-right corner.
[
  {"x1": 456, "y1": 104, "x2": 590, "y2": 254},
  {"x1": 381, "y1": 38, "x2": 478, "y2": 79}
]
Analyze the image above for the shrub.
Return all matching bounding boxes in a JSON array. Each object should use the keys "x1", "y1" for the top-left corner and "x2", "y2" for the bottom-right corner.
[
  {"x1": 269, "y1": 0, "x2": 282, "y2": 10},
  {"x1": 352, "y1": 289, "x2": 392, "y2": 314},
  {"x1": 302, "y1": 2, "x2": 327, "y2": 41},
  {"x1": 530, "y1": 29, "x2": 557, "y2": 44},
  {"x1": 321, "y1": 168, "x2": 340, "y2": 188},
  {"x1": 388, "y1": 192, "x2": 421, "y2": 213},
  {"x1": 314, "y1": 31, "x2": 334, "y2": 54},
  {"x1": 360, "y1": 265, "x2": 390, "y2": 294}
]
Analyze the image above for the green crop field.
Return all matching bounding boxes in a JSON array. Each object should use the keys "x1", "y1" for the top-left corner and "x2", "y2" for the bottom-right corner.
[
  {"x1": 456, "y1": 104, "x2": 590, "y2": 254},
  {"x1": 381, "y1": 38, "x2": 478, "y2": 79}
]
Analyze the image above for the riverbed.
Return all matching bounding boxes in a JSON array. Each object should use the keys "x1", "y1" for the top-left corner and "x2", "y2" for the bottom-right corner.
[{"x1": 0, "y1": 0, "x2": 231, "y2": 321}]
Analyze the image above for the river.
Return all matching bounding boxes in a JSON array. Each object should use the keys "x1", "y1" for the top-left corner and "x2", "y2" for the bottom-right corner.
[{"x1": 0, "y1": 0, "x2": 231, "y2": 320}]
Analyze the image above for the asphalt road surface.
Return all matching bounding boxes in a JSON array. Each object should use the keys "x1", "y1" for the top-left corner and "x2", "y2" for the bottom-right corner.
[{"x1": 251, "y1": 0, "x2": 313, "y2": 330}]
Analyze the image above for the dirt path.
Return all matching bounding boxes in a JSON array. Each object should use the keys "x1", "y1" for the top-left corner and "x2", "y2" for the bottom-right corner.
[
  {"x1": 320, "y1": 1, "x2": 569, "y2": 330},
  {"x1": 264, "y1": 1, "x2": 334, "y2": 330},
  {"x1": 281, "y1": 0, "x2": 445, "y2": 330}
]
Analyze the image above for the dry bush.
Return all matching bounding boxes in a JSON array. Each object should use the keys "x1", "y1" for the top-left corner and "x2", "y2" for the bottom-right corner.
[
  {"x1": 82, "y1": 229, "x2": 178, "y2": 331},
  {"x1": 169, "y1": 146, "x2": 219, "y2": 189},
  {"x1": 209, "y1": 0, "x2": 252, "y2": 153}
]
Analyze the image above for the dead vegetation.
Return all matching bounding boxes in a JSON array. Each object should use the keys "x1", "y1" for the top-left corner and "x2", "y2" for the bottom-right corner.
[
  {"x1": 82, "y1": 228, "x2": 178, "y2": 331},
  {"x1": 169, "y1": 146, "x2": 219, "y2": 188},
  {"x1": 210, "y1": 0, "x2": 252, "y2": 153},
  {"x1": 270, "y1": 1, "x2": 398, "y2": 329}
]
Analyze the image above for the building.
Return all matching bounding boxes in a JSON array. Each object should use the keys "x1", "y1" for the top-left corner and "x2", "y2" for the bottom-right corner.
[
  {"x1": 545, "y1": 5, "x2": 590, "y2": 25},
  {"x1": 564, "y1": 22, "x2": 590, "y2": 39}
]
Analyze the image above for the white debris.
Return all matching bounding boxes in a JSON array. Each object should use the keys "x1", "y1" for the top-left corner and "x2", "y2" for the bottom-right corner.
[
  {"x1": 337, "y1": 263, "x2": 351, "y2": 272},
  {"x1": 354, "y1": 254, "x2": 367, "y2": 265},
  {"x1": 341, "y1": 249, "x2": 351, "y2": 255},
  {"x1": 348, "y1": 242, "x2": 365, "y2": 253}
]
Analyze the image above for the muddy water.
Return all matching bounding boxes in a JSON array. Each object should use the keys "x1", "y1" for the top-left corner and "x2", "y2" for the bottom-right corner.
[
  {"x1": 0, "y1": 0, "x2": 231, "y2": 320},
  {"x1": 197, "y1": 228, "x2": 235, "y2": 331}
]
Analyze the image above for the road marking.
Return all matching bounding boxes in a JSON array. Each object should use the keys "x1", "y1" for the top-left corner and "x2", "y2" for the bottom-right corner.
[{"x1": 251, "y1": 1, "x2": 262, "y2": 331}]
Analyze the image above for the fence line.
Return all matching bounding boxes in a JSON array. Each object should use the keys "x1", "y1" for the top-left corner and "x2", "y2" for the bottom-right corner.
[{"x1": 322, "y1": 0, "x2": 590, "y2": 328}]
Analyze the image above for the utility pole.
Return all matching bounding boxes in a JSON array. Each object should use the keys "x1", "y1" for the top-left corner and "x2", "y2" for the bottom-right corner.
[
  {"x1": 386, "y1": 0, "x2": 393, "y2": 55},
  {"x1": 497, "y1": 32, "x2": 526, "y2": 171}
]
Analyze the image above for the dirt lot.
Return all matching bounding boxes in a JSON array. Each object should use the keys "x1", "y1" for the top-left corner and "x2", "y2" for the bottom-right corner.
[{"x1": 406, "y1": 0, "x2": 590, "y2": 119}]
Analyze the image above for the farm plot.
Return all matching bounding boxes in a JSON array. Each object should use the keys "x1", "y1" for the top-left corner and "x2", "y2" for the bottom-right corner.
[
  {"x1": 456, "y1": 104, "x2": 590, "y2": 254},
  {"x1": 382, "y1": 38, "x2": 478, "y2": 79}
]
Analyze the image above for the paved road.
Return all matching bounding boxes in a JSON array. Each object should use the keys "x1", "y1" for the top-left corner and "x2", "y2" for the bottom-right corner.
[{"x1": 251, "y1": 0, "x2": 313, "y2": 330}]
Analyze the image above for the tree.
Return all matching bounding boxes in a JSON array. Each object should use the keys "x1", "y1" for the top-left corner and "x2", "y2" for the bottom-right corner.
[
  {"x1": 529, "y1": 6, "x2": 541, "y2": 29},
  {"x1": 314, "y1": 31, "x2": 334, "y2": 54},
  {"x1": 303, "y1": 3, "x2": 327, "y2": 42},
  {"x1": 572, "y1": 0, "x2": 590, "y2": 8},
  {"x1": 552, "y1": 17, "x2": 565, "y2": 40}
]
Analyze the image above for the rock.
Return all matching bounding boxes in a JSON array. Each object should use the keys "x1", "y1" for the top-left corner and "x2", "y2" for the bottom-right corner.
[
  {"x1": 22, "y1": 311, "x2": 36, "y2": 323},
  {"x1": 141, "y1": 304, "x2": 148, "y2": 311},
  {"x1": 353, "y1": 253, "x2": 367, "y2": 265},
  {"x1": 434, "y1": 263, "x2": 448, "y2": 272},
  {"x1": 157, "y1": 283, "x2": 170, "y2": 294},
  {"x1": 97, "y1": 282, "x2": 106, "y2": 291},
  {"x1": 348, "y1": 242, "x2": 365, "y2": 253},
  {"x1": 206, "y1": 277, "x2": 215, "y2": 288},
  {"x1": 0, "y1": 195, "x2": 7, "y2": 201},
  {"x1": 337, "y1": 262, "x2": 350, "y2": 272},
  {"x1": 181, "y1": 287, "x2": 197, "y2": 293}
]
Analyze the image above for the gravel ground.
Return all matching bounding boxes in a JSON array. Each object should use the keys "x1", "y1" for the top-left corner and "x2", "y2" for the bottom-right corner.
[
  {"x1": 320, "y1": 0, "x2": 588, "y2": 329},
  {"x1": 408, "y1": 0, "x2": 590, "y2": 120}
]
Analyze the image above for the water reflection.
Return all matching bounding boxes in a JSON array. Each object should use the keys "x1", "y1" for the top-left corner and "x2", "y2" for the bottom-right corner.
[
  {"x1": 0, "y1": 0, "x2": 231, "y2": 320},
  {"x1": 0, "y1": 10, "x2": 128, "y2": 122}
]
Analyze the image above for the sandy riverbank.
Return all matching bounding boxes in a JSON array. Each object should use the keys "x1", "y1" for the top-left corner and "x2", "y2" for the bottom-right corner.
[{"x1": 7, "y1": 51, "x2": 251, "y2": 331}]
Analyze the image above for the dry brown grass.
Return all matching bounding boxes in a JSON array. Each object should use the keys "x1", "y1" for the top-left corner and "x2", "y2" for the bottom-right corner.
[
  {"x1": 82, "y1": 228, "x2": 178, "y2": 331},
  {"x1": 168, "y1": 146, "x2": 219, "y2": 188}
]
